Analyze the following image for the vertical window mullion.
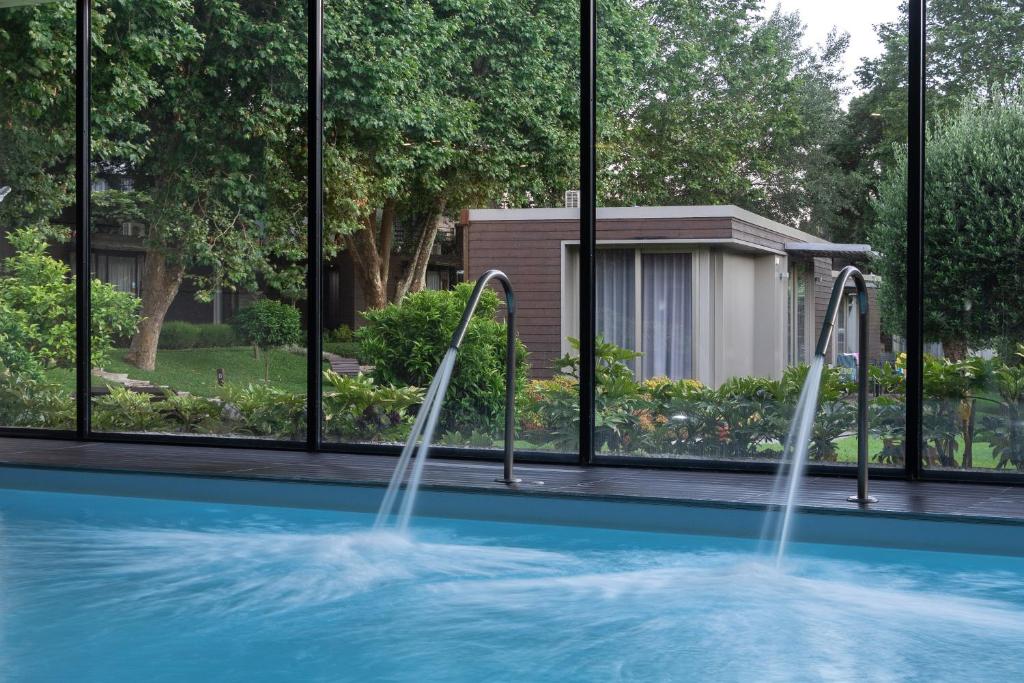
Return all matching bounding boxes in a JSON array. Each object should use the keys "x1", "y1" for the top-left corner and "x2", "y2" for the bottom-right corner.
[
  {"x1": 75, "y1": 0, "x2": 91, "y2": 438},
  {"x1": 579, "y1": 0, "x2": 596, "y2": 465},
  {"x1": 306, "y1": 0, "x2": 324, "y2": 451},
  {"x1": 906, "y1": 0, "x2": 926, "y2": 479}
]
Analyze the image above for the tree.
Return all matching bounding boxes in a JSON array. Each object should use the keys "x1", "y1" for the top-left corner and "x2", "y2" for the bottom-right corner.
[
  {"x1": 2, "y1": 1, "x2": 311, "y2": 371},
  {"x1": 870, "y1": 99, "x2": 1024, "y2": 356},
  {"x1": 321, "y1": 0, "x2": 648, "y2": 308},
  {"x1": 832, "y1": 0, "x2": 1024, "y2": 244},
  {"x1": 598, "y1": 1, "x2": 850, "y2": 235},
  {"x1": 231, "y1": 299, "x2": 302, "y2": 382}
]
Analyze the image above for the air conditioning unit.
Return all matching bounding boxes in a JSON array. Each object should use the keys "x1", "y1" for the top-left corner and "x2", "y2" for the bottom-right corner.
[{"x1": 564, "y1": 190, "x2": 580, "y2": 208}]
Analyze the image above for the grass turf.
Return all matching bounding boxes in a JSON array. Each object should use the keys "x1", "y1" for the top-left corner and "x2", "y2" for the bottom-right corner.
[{"x1": 89, "y1": 347, "x2": 315, "y2": 397}]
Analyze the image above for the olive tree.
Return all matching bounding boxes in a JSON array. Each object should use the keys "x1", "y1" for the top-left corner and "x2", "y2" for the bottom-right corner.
[{"x1": 870, "y1": 99, "x2": 1024, "y2": 356}]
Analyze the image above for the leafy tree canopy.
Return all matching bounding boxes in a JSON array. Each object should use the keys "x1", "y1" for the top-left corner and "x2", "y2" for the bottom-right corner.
[{"x1": 870, "y1": 98, "x2": 1024, "y2": 354}]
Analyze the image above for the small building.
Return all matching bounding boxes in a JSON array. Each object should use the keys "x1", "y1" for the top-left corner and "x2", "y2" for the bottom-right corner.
[{"x1": 462, "y1": 205, "x2": 883, "y2": 385}]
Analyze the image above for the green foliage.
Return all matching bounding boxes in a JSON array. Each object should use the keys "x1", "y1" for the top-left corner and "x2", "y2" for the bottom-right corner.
[
  {"x1": 158, "y1": 322, "x2": 241, "y2": 350},
  {"x1": 322, "y1": 341, "x2": 361, "y2": 359},
  {"x1": 872, "y1": 98, "x2": 1024, "y2": 349},
  {"x1": 0, "y1": 374, "x2": 74, "y2": 429},
  {"x1": 158, "y1": 391, "x2": 222, "y2": 433},
  {"x1": 980, "y1": 345, "x2": 1024, "y2": 470},
  {"x1": 232, "y1": 299, "x2": 302, "y2": 381},
  {"x1": 324, "y1": 324, "x2": 353, "y2": 344},
  {"x1": 232, "y1": 300, "x2": 302, "y2": 350},
  {"x1": 357, "y1": 284, "x2": 527, "y2": 435},
  {"x1": 525, "y1": 336, "x2": 643, "y2": 452},
  {"x1": 322, "y1": 370, "x2": 423, "y2": 442},
  {"x1": 0, "y1": 226, "x2": 140, "y2": 368},
  {"x1": 92, "y1": 386, "x2": 166, "y2": 433},
  {"x1": 0, "y1": 301, "x2": 43, "y2": 380},
  {"x1": 224, "y1": 383, "x2": 306, "y2": 440}
]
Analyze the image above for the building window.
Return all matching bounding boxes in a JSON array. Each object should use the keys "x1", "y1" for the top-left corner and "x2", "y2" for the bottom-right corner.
[
  {"x1": 835, "y1": 290, "x2": 859, "y2": 358},
  {"x1": 91, "y1": 252, "x2": 141, "y2": 296},
  {"x1": 787, "y1": 263, "x2": 809, "y2": 366},
  {"x1": 575, "y1": 247, "x2": 693, "y2": 380}
]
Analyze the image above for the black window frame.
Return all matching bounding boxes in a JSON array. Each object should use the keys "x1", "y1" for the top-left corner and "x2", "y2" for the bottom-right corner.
[{"x1": 4, "y1": 0, "x2": 1018, "y2": 484}]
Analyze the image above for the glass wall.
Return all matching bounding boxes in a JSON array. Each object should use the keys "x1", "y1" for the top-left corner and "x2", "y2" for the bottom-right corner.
[
  {"x1": 591, "y1": 0, "x2": 907, "y2": 465},
  {"x1": 3, "y1": 0, "x2": 1018, "y2": 484},
  {"x1": 320, "y1": 0, "x2": 581, "y2": 455},
  {"x1": 89, "y1": 0, "x2": 308, "y2": 440},
  {"x1": 918, "y1": 0, "x2": 1024, "y2": 472},
  {"x1": 0, "y1": 1, "x2": 77, "y2": 431}
]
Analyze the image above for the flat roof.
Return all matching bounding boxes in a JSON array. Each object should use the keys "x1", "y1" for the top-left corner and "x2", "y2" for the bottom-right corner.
[
  {"x1": 466, "y1": 205, "x2": 827, "y2": 244},
  {"x1": 785, "y1": 243, "x2": 873, "y2": 257}
]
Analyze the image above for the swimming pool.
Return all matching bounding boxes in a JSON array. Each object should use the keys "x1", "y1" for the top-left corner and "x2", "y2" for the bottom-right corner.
[{"x1": 2, "y1": 477, "x2": 1023, "y2": 682}]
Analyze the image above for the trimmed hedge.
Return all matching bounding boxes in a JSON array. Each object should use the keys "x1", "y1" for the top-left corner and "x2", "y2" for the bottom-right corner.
[{"x1": 159, "y1": 321, "x2": 241, "y2": 349}]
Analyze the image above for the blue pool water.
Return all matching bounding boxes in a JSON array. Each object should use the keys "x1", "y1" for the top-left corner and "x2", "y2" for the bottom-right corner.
[{"x1": 2, "y1": 487, "x2": 1024, "y2": 682}]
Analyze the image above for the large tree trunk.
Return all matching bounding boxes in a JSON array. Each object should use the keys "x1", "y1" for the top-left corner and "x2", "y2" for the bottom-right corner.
[
  {"x1": 394, "y1": 199, "x2": 446, "y2": 301},
  {"x1": 345, "y1": 201, "x2": 396, "y2": 310},
  {"x1": 123, "y1": 250, "x2": 185, "y2": 371}
]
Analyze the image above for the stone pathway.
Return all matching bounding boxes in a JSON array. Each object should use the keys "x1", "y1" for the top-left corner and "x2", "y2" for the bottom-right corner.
[
  {"x1": 321, "y1": 351, "x2": 368, "y2": 376},
  {"x1": 91, "y1": 367, "x2": 169, "y2": 395}
]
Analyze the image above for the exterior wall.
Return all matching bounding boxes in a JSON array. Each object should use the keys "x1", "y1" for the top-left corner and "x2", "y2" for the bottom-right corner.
[
  {"x1": 464, "y1": 208, "x2": 798, "y2": 381},
  {"x1": 753, "y1": 254, "x2": 787, "y2": 378},
  {"x1": 465, "y1": 217, "x2": 579, "y2": 376},
  {"x1": 716, "y1": 252, "x2": 757, "y2": 385}
]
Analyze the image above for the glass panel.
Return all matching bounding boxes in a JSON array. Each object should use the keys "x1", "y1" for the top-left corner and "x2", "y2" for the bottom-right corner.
[
  {"x1": 89, "y1": 0, "x2": 308, "y2": 440},
  {"x1": 920, "y1": 0, "x2": 1024, "y2": 472},
  {"x1": 0, "y1": 1, "x2": 77, "y2": 430},
  {"x1": 596, "y1": 0, "x2": 906, "y2": 464},
  {"x1": 321, "y1": 2, "x2": 581, "y2": 455}
]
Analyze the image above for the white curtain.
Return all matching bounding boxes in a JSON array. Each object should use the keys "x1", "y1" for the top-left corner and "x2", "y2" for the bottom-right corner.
[
  {"x1": 844, "y1": 293, "x2": 859, "y2": 354},
  {"x1": 596, "y1": 249, "x2": 635, "y2": 359},
  {"x1": 641, "y1": 253, "x2": 692, "y2": 379}
]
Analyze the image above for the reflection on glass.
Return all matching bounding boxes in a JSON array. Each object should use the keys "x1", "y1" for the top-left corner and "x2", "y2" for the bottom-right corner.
[
  {"x1": 591, "y1": 0, "x2": 906, "y2": 464},
  {"x1": 321, "y1": 2, "x2": 581, "y2": 454},
  {"x1": 0, "y1": 1, "x2": 77, "y2": 430},
  {"x1": 913, "y1": 1, "x2": 1024, "y2": 472},
  {"x1": 88, "y1": 0, "x2": 308, "y2": 439}
]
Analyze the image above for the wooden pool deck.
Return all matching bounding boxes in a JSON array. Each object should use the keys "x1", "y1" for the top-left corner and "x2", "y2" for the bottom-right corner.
[{"x1": 2, "y1": 437, "x2": 1023, "y2": 525}]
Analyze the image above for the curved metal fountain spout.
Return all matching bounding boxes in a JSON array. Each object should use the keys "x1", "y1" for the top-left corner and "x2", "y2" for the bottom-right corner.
[
  {"x1": 450, "y1": 269, "x2": 521, "y2": 485},
  {"x1": 815, "y1": 265, "x2": 877, "y2": 505}
]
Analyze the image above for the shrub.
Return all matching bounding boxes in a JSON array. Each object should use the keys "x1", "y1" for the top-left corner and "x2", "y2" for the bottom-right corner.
[
  {"x1": 524, "y1": 337, "x2": 643, "y2": 452},
  {"x1": 322, "y1": 370, "x2": 423, "y2": 442},
  {"x1": 357, "y1": 284, "x2": 527, "y2": 435},
  {"x1": 223, "y1": 383, "x2": 306, "y2": 439},
  {"x1": 0, "y1": 301, "x2": 43, "y2": 380},
  {"x1": 325, "y1": 324, "x2": 354, "y2": 343},
  {"x1": 231, "y1": 299, "x2": 303, "y2": 381},
  {"x1": 159, "y1": 391, "x2": 222, "y2": 433},
  {"x1": 323, "y1": 340, "x2": 361, "y2": 359},
  {"x1": 92, "y1": 386, "x2": 166, "y2": 432},
  {"x1": 0, "y1": 226, "x2": 140, "y2": 368},
  {"x1": 159, "y1": 321, "x2": 240, "y2": 349},
  {"x1": 0, "y1": 374, "x2": 74, "y2": 429}
]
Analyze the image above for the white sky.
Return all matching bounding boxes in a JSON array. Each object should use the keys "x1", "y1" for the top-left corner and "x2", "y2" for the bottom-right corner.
[{"x1": 773, "y1": 0, "x2": 903, "y2": 96}]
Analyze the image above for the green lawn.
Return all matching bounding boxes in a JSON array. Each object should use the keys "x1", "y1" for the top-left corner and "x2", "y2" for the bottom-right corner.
[{"x1": 86, "y1": 347, "x2": 316, "y2": 397}]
